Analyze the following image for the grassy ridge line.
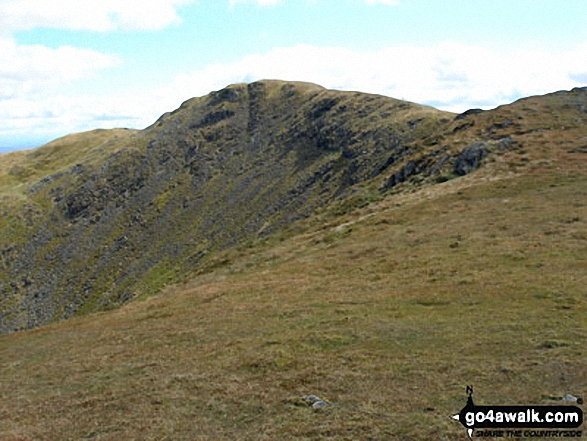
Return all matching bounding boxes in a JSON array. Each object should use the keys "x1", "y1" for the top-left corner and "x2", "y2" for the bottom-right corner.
[
  {"x1": 0, "y1": 151, "x2": 585, "y2": 439},
  {"x1": 0, "y1": 129, "x2": 138, "y2": 192}
]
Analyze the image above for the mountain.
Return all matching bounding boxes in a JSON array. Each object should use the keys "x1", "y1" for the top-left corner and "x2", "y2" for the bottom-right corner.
[
  {"x1": 0, "y1": 80, "x2": 453, "y2": 333},
  {"x1": 0, "y1": 82, "x2": 586, "y2": 439}
]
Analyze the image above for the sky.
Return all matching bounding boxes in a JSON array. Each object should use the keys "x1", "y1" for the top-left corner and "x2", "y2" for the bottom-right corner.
[{"x1": 1, "y1": 0, "x2": 586, "y2": 152}]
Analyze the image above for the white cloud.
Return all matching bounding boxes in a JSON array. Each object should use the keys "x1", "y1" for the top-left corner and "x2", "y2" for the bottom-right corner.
[
  {"x1": 0, "y1": 35, "x2": 124, "y2": 146},
  {"x1": 0, "y1": 0, "x2": 193, "y2": 147},
  {"x1": 0, "y1": 0, "x2": 195, "y2": 33},
  {"x1": 166, "y1": 42, "x2": 587, "y2": 112},
  {"x1": 0, "y1": 37, "x2": 120, "y2": 96},
  {"x1": 0, "y1": 91, "x2": 160, "y2": 148},
  {"x1": 3, "y1": 41, "x2": 587, "y2": 149}
]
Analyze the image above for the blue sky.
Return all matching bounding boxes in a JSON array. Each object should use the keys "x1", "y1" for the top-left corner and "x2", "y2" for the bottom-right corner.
[{"x1": 1, "y1": 0, "x2": 586, "y2": 151}]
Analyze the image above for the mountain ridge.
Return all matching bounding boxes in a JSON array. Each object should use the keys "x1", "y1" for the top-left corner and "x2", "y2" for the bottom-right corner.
[
  {"x1": 0, "y1": 80, "x2": 452, "y2": 333},
  {"x1": 0, "y1": 81, "x2": 586, "y2": 440},
  {"x1": 1, "y1": 80, "x2": 586, "y2": 334}
]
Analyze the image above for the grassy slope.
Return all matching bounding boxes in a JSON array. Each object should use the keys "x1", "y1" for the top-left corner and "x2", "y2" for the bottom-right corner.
[
  {"x1": 1, "y1": 132, "x2": 586, "y2": 440},
  {"x1": 0, "y1": 129, "x2": 137, "y2": 242},
  {"x1": 0, "y1": 129, "x2": 138, "y2": 192}
]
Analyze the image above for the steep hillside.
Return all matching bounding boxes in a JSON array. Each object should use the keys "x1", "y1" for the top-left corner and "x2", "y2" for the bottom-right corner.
[
  {"x1": 0, "y1": 110, "x2": 585, "y2": 439},
  {"x1": 0, "y1": 80, "x2": 452, "y2": 333}
]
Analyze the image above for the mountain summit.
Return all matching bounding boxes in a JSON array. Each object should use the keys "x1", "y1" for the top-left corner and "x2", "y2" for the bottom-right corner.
[{"x1": 0, "y1": 80, "x2": 451, "y2": 333}]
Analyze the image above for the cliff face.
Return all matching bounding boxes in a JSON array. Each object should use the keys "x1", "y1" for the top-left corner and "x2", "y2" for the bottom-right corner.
[{"x1": 0, "y1": 80, "x2": 452, "y2": 333}]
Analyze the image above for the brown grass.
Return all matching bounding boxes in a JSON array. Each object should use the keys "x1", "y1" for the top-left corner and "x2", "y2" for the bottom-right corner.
[{"x1": 1, "y1": 136, "x2": 586, "y2": 440}]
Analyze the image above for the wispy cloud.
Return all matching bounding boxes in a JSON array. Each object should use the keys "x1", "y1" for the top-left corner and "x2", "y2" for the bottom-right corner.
[
  {"x1": 569, "y1": 72, "x2": 587, "y2": 83},
  {"x1": 0, "y1": 0, "x2": 195, "y2": 33},
  {"x1": 168, "y1": 42, "x2": 587, "y2": 112},
  {"x1": 0, "y1": 0, "x2": 193, "y2": 148},
  {"x1": 3, "y1": 40, "x2": 587, "y2": 148},
  {"x1": 0, "y1": 37, "x2": 120, "y2": 93},
  {"x1": 0, "y1": 32, "x2": 120, "y2": 143}
]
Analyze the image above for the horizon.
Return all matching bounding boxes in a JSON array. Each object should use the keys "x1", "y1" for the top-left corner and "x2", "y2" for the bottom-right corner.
[
  {"x1": 0, "y1": 82, "x2": 578, "y2": 154},
  {"x1": 1, "y1": 0, "x2": 586, "y2": 152}
]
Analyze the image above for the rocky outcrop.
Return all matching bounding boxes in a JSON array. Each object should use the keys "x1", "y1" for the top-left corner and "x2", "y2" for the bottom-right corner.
[
  {"x1": 455, "y1": 108, "x2": 484, "y2": 120},
  {"x1": 454, "y1": 142, "x2": 490, "y2": 176}
]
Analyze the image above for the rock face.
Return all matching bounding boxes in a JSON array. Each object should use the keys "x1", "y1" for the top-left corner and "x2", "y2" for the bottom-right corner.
[
  {"x1": 454, "y1": 142, "x2": 489, "y2": 176},
  {"x1": 0, "y1": 80, "x2": 451, "y2": 333}
]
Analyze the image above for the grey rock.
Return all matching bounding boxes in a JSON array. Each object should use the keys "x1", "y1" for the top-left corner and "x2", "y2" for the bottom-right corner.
[
  {"x1": 454, "y1": 142, "x2": 490, "y2": 176},
  {"x1": 497, "y1": 136, "x2": 517, "y2": 150},
  {"x1": 487, "y1": 120, "x2": 514, "y2": 131},
  {"x1": 454, "y1": 108, "x2": 484, "y2": 120},
  {"x1": 408, "y1": 118, "x2": 423, "y2": 129},
  {"x1": 303, "y1": 394, "x2": 330, "y2": 410},
  {"x1": 312, "y1": 400, "x2": 329, "y2": 410},
  {"x1": 430, "y1": 154, "x2": 450, "y2": 175},
  {"x1": 303, "y1": 395, "x2": 322, "y2": 405},
  {"x1": 381, "y1": 160, "x2": 420, "y2": 190}
]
